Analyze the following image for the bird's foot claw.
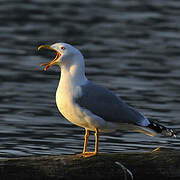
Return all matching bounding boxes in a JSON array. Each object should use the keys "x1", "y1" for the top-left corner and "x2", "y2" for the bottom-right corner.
[
  {"x1": 77, "y1": 152, "x2": 97, "y2": 158},
  {"x1": 152, "y1": 147, "x2": 161, "y2": 152}
]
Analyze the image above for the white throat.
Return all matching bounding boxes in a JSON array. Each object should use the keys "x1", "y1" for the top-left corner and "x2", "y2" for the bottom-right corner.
[
  {"x1": 60, "y1": 58, "x2": 87, "y2": 87},
  {"x1": 57, "y1": 54, "x2": 88, "y2": 99}
]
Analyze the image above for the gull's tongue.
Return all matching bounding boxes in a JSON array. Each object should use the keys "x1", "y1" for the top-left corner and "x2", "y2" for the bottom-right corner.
[{"x1": 40, "y1": 50, "x2": 61, "y2": 71}]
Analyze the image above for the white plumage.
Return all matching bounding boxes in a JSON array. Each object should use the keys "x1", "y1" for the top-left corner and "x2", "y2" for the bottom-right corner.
[{"x1": 38, "y1": 43, "x2": 176, "y2": 157}]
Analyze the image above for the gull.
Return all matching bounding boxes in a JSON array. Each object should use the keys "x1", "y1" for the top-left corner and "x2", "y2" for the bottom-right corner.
[{"x1": 38, "y1": 43, "x2": 176, "y2": 157}]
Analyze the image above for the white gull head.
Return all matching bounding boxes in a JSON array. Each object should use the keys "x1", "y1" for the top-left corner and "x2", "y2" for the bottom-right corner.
[{"x1": 38, "y1": 42, "x2": 87, "y2": 85}]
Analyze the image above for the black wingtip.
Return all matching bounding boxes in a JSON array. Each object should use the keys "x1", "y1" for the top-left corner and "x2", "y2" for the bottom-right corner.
[{"x1": 147, "y1": 121, "x2": 176, "y2": 138}]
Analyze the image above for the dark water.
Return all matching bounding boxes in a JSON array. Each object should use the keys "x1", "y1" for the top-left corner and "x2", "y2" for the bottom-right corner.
[{"x1": 0, "y1": 0, "x2": 179, "y2": 158}]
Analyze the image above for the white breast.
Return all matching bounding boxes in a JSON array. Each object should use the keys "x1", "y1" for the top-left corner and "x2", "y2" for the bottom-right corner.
[{"x1": 56, "y1": 82, "x2": 109, "y2": 131}]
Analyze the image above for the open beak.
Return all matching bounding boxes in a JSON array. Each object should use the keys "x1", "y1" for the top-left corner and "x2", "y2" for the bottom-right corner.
[{"x1": 38, "y1": 45, "x2": 61, "y2": 71}]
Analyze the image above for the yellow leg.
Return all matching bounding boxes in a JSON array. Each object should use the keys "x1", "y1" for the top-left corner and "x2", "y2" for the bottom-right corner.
[
  {"x1": 94, "y1": 128, "x2": 99, "y2": 154},
  {"x1": 83, "y1": 128, "x2": 89, "y2": 153},
  {"x1": 77, "y1": 128, "x2": 99, "y2": 158}
]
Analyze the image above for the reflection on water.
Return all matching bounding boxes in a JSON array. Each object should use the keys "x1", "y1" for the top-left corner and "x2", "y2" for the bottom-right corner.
[{"x1": 0, "y1": 0, "x2": 179, "y2": 158}]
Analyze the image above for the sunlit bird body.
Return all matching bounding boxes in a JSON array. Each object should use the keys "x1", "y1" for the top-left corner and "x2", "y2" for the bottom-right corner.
[{"x1": 38, "y1": 43, "x2": 175, "y2": 157}]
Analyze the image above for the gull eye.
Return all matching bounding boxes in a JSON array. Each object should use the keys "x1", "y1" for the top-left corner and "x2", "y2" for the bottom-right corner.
[{"x1": 61, "y1": 46, "x2": 66, "y2": 50}]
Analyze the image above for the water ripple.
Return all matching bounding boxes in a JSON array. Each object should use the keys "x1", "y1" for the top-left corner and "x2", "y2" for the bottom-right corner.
[{"x1": 0, "y1": 0, "x2": 179, "y2": 158}]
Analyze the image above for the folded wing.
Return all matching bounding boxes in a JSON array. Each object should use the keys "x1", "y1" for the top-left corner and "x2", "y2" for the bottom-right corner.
[{"x1": 75, "y1": 81, "x2": 150, "y2": 127}]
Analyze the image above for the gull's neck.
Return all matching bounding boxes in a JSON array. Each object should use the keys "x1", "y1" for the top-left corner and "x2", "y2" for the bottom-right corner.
[{"x1": 59, "y1": 58, "x2": 88, "y2": 88}]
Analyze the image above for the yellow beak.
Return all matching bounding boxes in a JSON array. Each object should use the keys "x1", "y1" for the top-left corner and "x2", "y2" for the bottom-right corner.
[{"x1": 38, "y1": 45, "x2": 61, "y2": 71}]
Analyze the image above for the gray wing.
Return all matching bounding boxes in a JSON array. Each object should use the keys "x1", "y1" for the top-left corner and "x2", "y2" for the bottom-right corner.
[{"x1": 75, "y1": 81, "x2": 149, "y2": 126}]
